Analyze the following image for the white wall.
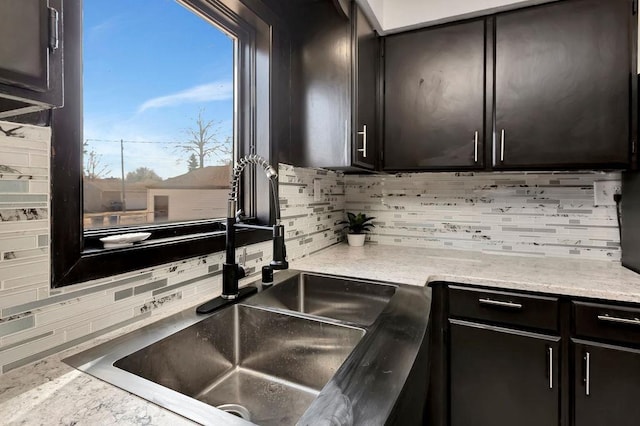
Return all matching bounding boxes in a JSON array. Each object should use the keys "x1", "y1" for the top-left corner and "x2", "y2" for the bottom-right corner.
[
  {"x1": 358, "y1": 0, "x2": 384, "y2": 30},
  {"x1": 367, "y1": 0, "x2": 384, "y2": 16},
  {"x1": 362, "y1": 0, "x2": 557, "y2": 33},
  {"x1": 147, "y1": 188, "x2": 229, "y2": 222}
]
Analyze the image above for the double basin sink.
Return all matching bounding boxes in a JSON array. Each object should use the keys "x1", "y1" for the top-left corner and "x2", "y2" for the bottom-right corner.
[{"x1": 65, "y1": 270, "x2": 431, "y2": 425}]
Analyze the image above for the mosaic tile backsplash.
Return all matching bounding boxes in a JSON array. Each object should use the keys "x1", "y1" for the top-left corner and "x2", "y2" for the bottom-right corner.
[
  {"x1": 346, "y1": 171, "x2": 621, "y2": 261},
  {"x1": 0, "y1": 118, "x2": 624, "y2": 374},
  {"x1": 0, "y1": 121, "x2": 344, "y2": 374}
]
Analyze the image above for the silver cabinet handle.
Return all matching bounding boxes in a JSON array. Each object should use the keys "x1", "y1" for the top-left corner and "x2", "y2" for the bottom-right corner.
[
  {"x1": 49, "y1": 7, "x2": 60, "y2": 51},
  {"x1": 597, "y1": 314, "x2": 640, "y2": 326},
  {"x1": 585, "y1": 351, "x2": 591, "y2": 396},
  {"x1": 474, "y1": 131, "x2": 479, "y2": 163},
  {"x1": 500, "y1": 129, "x2": 505, "y2": 162},
  {"x1": 345, "y1": 120, "x2": 350, "y2": 146},
  {"x1": 548, "y1": 347, "x2": 553, "y2": 389},
  {"x1": 357, "y1": 125, "x2": 367, "y2": 158},
  {"x1": 478, "y1": 298, "x2": 522, "y2": 309}
]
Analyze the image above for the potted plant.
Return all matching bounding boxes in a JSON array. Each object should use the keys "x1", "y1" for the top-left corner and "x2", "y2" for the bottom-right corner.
[{"x1": 340, "y1": 212, "x2": 375, "y2": 247}]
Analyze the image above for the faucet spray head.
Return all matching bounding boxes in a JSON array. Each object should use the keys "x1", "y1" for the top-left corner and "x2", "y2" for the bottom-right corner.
[{"x1": 265, "y1": 165, "x2": 277, "y2": 180}]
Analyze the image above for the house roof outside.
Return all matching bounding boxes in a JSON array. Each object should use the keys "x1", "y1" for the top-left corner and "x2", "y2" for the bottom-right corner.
[
  {"x1": 148, "y1": 164, "x2": 232, "y2": 190},
  {"x1": 83, "y1": 178, "x2": 151, "y2": 193}
]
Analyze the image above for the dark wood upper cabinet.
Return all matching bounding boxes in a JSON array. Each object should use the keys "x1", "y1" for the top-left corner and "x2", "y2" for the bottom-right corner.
[
  {"x1": 286, "y1": 0, "x2": 378, "y2": 171},
  {"x1": 382, "y1": 0, "x2": 636, "y2": 172},
  {"x1": 493, "y1": 0, "x2": 635, "y2": 169},
  {"x1": 384, "y1": 19, "x2": 486, "y2": 171},
  {"x1": 353, "y1": 3, "x2": 377, "y2": 169},
  {"x1": 0, "y1": 0, "x2": 63, "y2": 118}
]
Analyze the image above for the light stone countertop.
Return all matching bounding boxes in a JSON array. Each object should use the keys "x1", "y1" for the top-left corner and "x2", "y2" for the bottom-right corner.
[
  {"x1": 292, "y1": 244, "x2": 640, "y2": 303},
  {"x1": 0, "y1": 299, "x2": 200, "y2": 426},
  {"x1": 2, "y1": 243, "x2": 640, "y2": 425}
]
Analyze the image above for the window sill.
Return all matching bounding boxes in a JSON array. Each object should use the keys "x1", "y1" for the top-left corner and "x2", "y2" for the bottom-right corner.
[
  {"x1": 54, "y1": 228, "x2": 272, "y2": 288},
  {"x1": 83, "y1": 219, "x2": 228, "y2": 250}
]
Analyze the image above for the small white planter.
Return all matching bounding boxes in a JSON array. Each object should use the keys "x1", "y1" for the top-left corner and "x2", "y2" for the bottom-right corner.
[{"x1": 347, "y1": 233, "x2": 366, "y2": 247}]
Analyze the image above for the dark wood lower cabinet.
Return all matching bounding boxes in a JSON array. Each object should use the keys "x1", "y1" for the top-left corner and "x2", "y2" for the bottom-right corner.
[
  {"x1": 431, "y1": 284, "x2": 640, "y2": 426},
  {"x1": 573, "y1": 340, "x2": 640, "y2": 426},
  {"x1": 449, "y1": 319, "x2": 560, "y2": 426}
]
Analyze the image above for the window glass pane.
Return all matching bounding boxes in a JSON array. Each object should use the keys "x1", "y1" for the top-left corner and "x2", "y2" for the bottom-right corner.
[{"x1": 82, "y1": 0, "x2": 234, "y2": 229}]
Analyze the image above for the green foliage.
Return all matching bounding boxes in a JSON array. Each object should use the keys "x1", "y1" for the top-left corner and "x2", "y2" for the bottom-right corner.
[
  {"x1": 126, "y1": 167, "x2": 162, "y2": 182},
  {"x1": 339, "y1": 212, "x2": 375, "y2": 235},
  {"x1": 187, "y1": 153, "x2": 199, "y2": 172}
]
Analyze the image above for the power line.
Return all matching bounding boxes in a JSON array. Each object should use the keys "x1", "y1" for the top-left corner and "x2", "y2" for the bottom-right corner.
[{"x1": 85, "y1": 138, "x2": 179, "y2": 145}]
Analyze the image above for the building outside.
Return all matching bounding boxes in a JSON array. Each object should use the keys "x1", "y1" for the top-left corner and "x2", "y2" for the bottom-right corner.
[{"x1": 146, "y1": 165, "x2": 232, "y2": 223}]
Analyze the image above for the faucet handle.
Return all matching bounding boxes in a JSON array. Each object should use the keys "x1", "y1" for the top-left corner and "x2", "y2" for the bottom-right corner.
[{"x1": 270, "y1": 224, "x2": 289, "y2": 270}]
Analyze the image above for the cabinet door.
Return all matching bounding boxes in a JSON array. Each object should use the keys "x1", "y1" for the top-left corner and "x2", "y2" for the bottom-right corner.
[
  {"x1": 352, "y1": 3, "x2": 377, "y2": 170},
  {"x1": 384, "y1": 19, "x2": 485, "y2": 171},
  {"x1": 292, "y1": 1, "x2": 351, "y2": 169},
  {"x1": 450, "y1": 320, "x2": 560, "y2": 426},
  {"x1": 573, "y1": 341, "x2": 640, "y2": 426},
  {"x1": 0, "y1": 0, "x2": 63, "y2": 115},
  {"x1": 0, "y1": 0, "x2": 51, "y2": 91},
  {"x1": 494, "y1": 0, "x2": 632, "y2": 169}
]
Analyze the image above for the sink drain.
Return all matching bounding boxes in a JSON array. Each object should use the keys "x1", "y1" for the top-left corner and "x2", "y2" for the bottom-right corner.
[{"x1": 217, "y1": 403, "x2": 251, "y2": 421}]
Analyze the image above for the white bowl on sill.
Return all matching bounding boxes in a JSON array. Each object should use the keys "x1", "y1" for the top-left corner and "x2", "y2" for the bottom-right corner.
[{"x1": 100, "y1": 232, "x2": 152, "y2": 249}]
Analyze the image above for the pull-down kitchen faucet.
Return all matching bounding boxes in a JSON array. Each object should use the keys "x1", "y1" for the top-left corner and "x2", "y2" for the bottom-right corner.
[{"x1": 196, "y1": 154, "x2": 288, "y2": 314}]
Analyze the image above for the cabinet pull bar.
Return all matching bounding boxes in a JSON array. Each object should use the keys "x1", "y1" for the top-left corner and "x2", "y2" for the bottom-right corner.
[
  {"x1": 344, "y1": 120, "x2": 350, "y2": 161},
  {"x1": 597, "y1": 314, "x2": 640, "y2": 326},
  {"x1": 357, "y1": 125, "x2": 367, "y2": 158},
  {"x1": 48, "y1": 7, "x2": 60, "y2": 51},
  {"x1": 500, "y1": 129, "x2": 505, "y2": 162},
  {"x1": 585, "y1": 351, "x2": 591, "y2": 396},
  {"x1": 474, "y1": 131, "x2": 479, "y2": 163},
  {"x1": 478, "y1": 298, "x2": 522, "y2": 309},
  {"x1": 548, "y1": 347, "x2": 553, "y2": 389}
]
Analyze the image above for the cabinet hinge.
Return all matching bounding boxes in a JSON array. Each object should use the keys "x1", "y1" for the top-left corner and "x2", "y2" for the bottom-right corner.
[
  {"x1": 633, "y1": 0, "x2": 638, "y2": 15},
  {"x1": 633, "y1": 139, "x2": 637, "y2": 155},
  {"x1": 48, "y1": 7, "x2": 60, "y2": 51}
]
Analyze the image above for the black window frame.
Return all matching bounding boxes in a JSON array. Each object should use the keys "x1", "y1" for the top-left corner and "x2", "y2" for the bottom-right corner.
[{"x1": 51, "y1": 0, "x2": 283, "y2": 288}]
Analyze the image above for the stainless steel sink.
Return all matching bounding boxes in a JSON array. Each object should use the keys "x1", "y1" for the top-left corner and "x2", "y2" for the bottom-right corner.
[
  {"x1": 114, "y1": 304, "x2": 363, "y2": 425},
  {"x1": 65, "y1": 270, "x2": 431, "y2": 426},
  {"x1": 246, "y1": 272, "x2": 397, "y2": 326}
]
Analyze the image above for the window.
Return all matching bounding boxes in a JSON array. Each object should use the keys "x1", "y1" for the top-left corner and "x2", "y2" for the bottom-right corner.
[
  {"x1": 82, "y1": 0, "x2": 235, "y2": 230},
  {"x1": 51, "y1": 0, "x2": 284, "y2": 287}
]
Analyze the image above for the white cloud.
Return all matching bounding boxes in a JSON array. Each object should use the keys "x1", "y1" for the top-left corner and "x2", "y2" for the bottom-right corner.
[
  {"x1": 137, "y1": 81, "x2": 233, "y2": 112},
  {"x1": 91, "y1": 18, "x2": 117, "y2": 33}
]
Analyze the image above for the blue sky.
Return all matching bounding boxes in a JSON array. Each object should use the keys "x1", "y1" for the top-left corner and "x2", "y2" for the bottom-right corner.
[{"x1": 83, "y1": 0, "x2": 234, "y2": 179}]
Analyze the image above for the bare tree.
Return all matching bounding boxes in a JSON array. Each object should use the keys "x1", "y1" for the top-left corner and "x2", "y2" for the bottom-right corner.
[
  {"x1": 84, "y1": 149, "x2": 112, "y2": 180},
  {"x1": 176, "y1": 109, "x2": 232, "y2": 168}
]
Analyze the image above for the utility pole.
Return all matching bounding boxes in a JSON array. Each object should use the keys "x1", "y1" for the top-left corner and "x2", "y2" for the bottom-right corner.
[{"x1": 120, "y1": 139, "x2": 127, "y2": 212}]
